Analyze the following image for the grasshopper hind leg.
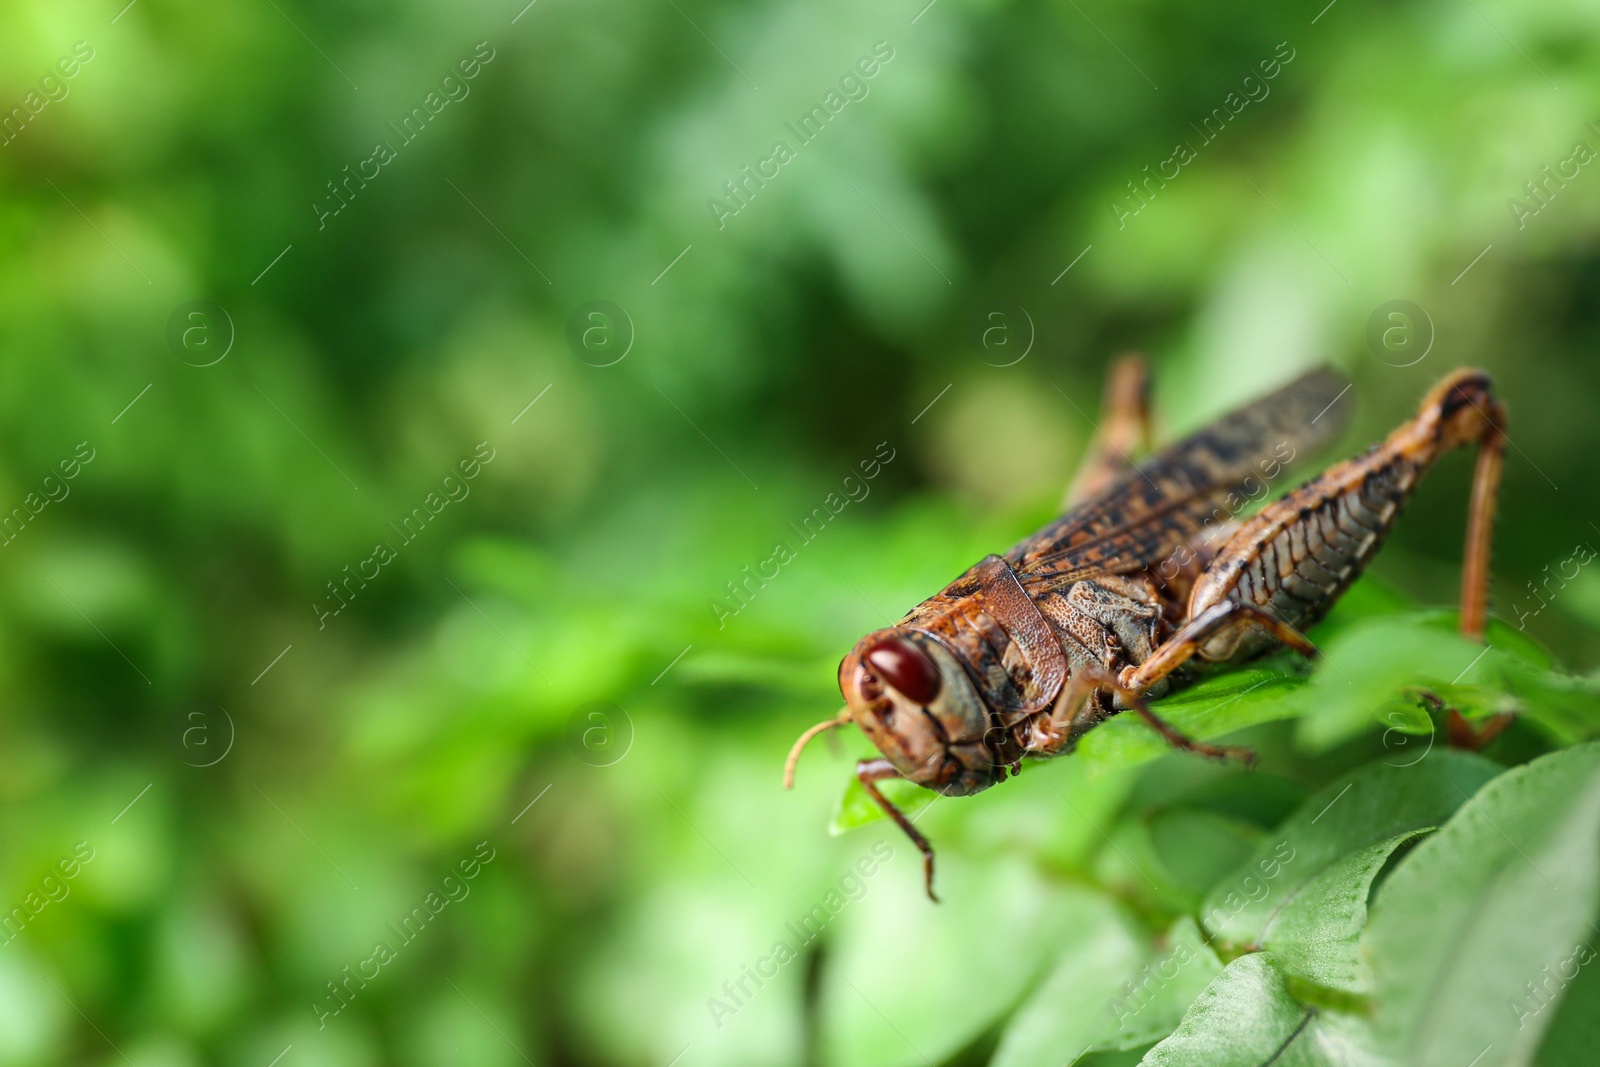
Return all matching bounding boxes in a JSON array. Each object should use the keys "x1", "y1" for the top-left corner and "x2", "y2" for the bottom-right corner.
[
  {"x1": 1063, "y1": 354, "x2": 1154, "y2": 508},
  {"x1": 1125, "y1": 368, "x2": 1509, "y2": 701}
]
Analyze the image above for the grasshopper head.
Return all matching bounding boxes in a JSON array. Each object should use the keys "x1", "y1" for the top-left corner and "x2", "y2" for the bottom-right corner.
[{"x1": 836, "y1": 628, "x2": 1000, "y2": 796}]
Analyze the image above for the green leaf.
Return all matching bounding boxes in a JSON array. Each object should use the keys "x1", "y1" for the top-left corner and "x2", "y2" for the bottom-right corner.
[
  {"x1": 1533, "y1": 933, "x2": 1600, "y2": 1066},
  {"x1": 1293, "y1": 611, "x2": 1550, "y2": 751},
  {"x1": 1143, "y1": 809, "x2": 1263, "y2": 906},
  {"x1": 821, "y1": 861, "x2": 1112, "y2": 1067},
  {"x1": 1200, "y1": 750, "x2": 1500, "y2": 957},
  {"x1": 1256, "y1": 830, "x2": 1426, "y2": 991},
  {"x1": 1150, "y1": 772, "x2": 1310, "y2": 831},
  {"x1": 1139, "y1": 953, "x2": 1386, "y2": 1066},
  {"x1": 1096, "y1": 809, "x2": 1264, "y2": 916},
  {"x1": 993, "y1": 918, "x2": 1222, "y2": 1067},
  {"x1": 1503, "y1": 663, "x2": 1600, "y2": 747},
  {"x1": 989, "y1": 912, "x2": 1148, "y2": 1067},
  {"x1": 1367, "y1": 741, "x2": 1600, "y2": 1065},
  {"x1": 1057, "y1": 600, "x2": 1526, "y2": 775},
  {"x1": 1107, "y1": 919, "x2": 1226, "y2": 1049}
]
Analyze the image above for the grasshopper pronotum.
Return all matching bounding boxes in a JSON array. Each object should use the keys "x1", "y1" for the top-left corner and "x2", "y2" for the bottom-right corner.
[{"x1": 786, "y1": 360, "x2": 1507, "y2": 899}]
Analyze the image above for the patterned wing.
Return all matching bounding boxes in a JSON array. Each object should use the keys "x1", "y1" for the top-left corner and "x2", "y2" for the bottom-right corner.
[{"x1": 1009, "y1": 367, "x2": 1353, "y2": 586}]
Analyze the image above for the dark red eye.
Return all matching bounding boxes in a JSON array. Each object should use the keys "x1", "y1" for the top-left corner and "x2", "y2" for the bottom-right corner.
[{"x1": 866, "y1": 636, "x2": 942, "y2": 705}]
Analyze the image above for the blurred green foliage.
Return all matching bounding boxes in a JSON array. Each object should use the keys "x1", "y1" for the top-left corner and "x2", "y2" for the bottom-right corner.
[{"x1": 3, "y1": 0, "x2": 1600, "y2": 1064}]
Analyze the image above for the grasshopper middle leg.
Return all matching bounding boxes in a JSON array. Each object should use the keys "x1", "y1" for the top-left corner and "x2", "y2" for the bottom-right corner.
[{"x1": 1050, "y1": 661, "x2": 1255, "y2": 763}]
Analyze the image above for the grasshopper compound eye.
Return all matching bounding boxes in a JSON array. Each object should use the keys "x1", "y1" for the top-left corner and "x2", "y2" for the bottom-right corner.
[{"x1": 866, "y1": 636, "x2": 942, "y2": 706}]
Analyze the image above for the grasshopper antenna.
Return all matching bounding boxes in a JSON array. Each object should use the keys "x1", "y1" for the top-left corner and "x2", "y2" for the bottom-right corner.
[{"x1": 784, "y1": 709, "x2": 850, "y2": 789}]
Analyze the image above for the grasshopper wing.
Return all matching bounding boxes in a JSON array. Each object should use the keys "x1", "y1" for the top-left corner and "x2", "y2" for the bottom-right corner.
[{"x1": 1009, "y1": 367, "x2": 1352, "y2": 585}]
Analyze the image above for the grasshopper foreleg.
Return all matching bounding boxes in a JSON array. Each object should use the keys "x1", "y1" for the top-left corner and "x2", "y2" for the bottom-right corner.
[{"x1": 856, "y1": 759, "x2": 940, "y2": 902}]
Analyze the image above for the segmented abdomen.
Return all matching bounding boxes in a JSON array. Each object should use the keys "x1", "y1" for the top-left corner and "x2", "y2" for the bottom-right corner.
[{"x1": 1192, "y1": 448, "x2": 1427, "y2": 632}]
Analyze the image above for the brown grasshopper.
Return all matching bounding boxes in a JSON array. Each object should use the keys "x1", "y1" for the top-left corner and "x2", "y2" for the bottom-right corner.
[{"x1": 785, "y1": 360, "x2": 1507, "y2": 900}]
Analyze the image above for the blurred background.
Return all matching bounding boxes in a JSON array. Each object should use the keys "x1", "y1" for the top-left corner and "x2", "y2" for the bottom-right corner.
[{"x1": 2, "y1": 0, "x2": 1599, "y2": 1064}]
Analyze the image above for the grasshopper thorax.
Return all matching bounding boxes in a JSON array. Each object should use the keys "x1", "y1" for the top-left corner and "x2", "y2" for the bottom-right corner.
[{"x1": 839, "y1": 628, "x2": 1004, "y2": 796}]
